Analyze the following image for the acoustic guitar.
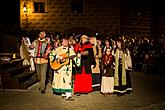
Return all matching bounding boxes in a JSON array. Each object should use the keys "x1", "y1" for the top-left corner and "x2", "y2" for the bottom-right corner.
[{"x1": 50, "y1": 53, "x2": 77, "y2": 70}]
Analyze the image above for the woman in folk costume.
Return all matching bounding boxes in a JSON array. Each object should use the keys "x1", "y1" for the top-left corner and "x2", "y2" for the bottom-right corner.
[
  {"x1": 74, "y1": 35, "x2": 96, "y2": 96},
  {"x1": 101, "y1": 47, "x2": 114, "y2": 96},
  {"x1": 112, "y1": 38, "x2": 133, "y2": 96},
  {"x1": 89, "y1": 36, "x2": 102, "y2": 91},
  {"x1": 49, "y1": 37, "x2": 81, "y2": 101},
  {"x1": 103, "y1": 39, "x2": 112, "y2": 55}
]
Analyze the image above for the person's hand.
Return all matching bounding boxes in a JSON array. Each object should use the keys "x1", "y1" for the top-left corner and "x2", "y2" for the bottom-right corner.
[
  {"x1": 92, "y1": 64, "x2": 96, "y2": 68},
  {"x1": 29, "y1": 45, "x2": 35, "y2": 49},
  {"x1": 58, "y1": 55, "x2": 64, "y2": 60},
  {"x1": 95, "y1": 55, "x2": 98, "y2": 58},
  {"x1": 43, "y1": 54, "x2": 48, "y2": 59},
  {"x1": 81, "y1": 51, "x2": 89, "y2": 55},
  {"x1": 77, "y1": 53, "x2": 81, "y2": 58},
  {"x1": 128, "y1": 67, "x2": 132, "y2": 71}
]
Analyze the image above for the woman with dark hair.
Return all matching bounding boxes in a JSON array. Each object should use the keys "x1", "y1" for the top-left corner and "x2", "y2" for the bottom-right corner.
[
  {"x1": 74, "y1": 35, "x2": 96, "y2": 96},
  {"x1": 103, "y1": 38, "x2": 112, "y2": 55},
  {"x1": 101, "y1": 47, "x2": 114, "y2": 96},
  {"x1": 112, "y1": 38, "x2": 133, "y2": 96}
]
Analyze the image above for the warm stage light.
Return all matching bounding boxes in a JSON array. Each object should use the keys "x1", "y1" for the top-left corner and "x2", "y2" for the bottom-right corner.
[{"x1": 23, "y1": 3, "x2": 27, "y2": 12}]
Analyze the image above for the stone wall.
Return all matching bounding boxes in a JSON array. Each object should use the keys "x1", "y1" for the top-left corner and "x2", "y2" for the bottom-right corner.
[
  {"x1": 20, "y1": 0, "x2": 120, "y2": 34},
  {"x1": 120, "y1": 0, "x2": 151, "y2": 35},
  {"x1": 20, "y1": 0, "x2": 152, "y2": 35}
]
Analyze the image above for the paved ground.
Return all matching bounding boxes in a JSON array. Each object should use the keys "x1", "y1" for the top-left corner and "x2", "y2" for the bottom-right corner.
[{"x1": 0, "y1": 72, "x2": 165, "y2": 110}]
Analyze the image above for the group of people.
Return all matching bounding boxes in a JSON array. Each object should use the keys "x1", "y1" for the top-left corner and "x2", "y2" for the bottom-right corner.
[{"x1": 20, "y1": 30, "x2": 133, "y2": 101}]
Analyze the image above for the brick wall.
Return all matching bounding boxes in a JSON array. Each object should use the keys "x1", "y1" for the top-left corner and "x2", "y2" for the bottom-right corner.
[
  {"x1": 120, "y1": 0, "x2": 151, "y2": 35},
  {"x1": 20, "y1": 0, "x2": 120, "y2": 34},
  {"x1": 20, "y1": 0, "x2": 152, "y2": 35}
]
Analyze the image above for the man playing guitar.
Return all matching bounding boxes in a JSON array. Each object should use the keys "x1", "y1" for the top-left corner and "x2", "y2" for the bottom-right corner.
[{"x1": 49, "y1": 37, "x2": 81, "y2": 101}]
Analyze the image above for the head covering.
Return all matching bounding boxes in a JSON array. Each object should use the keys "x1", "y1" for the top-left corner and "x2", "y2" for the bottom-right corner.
[{"x1": 81, "y1": 35, "x2": 89, "y2": 41}]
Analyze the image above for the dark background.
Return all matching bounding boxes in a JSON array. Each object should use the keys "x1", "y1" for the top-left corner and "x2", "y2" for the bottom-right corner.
[{"x1": 0, "y1": 0, "x2": 20, "y2": 27}]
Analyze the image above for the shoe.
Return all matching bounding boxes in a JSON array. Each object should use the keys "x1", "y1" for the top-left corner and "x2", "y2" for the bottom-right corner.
[
  {"x1": 75, "y1": 93, "x2": 81, "y2": 96},
  {"x1": 126, "y1": 90, "x2": 132, "y2": 94},
  {"x1": 117, "y1": 93, "x2": 125, "y2": 96},
  {"x1": 117, "y1": 93, "x2": 121, "y2": 96},
  {"x1": 104, "y1": 93, "x2": 108, "y2": 96},
  {"x1": 107, "y1": 92, "x2": 111, "y2": 95},
  {"x1": 102, "y1": 93, "x2": 105, "y2": 96},
  {"x1": 66, "y1": 96, "x2": 74, "y2": 101},
  {"x1": 102, "y1": 93, "x2": 107, "y2": 96},
  {"x1": 41, "y1": 90, "x2": 45, "y2": 94},
  {"x1": 62, "y1": 96, "x2": 66, "y2": 99}
]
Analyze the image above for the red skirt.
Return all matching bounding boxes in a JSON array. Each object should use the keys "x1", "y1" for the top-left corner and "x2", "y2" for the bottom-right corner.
[{"x1": 74, "y1": 66, "x2": 92, "y2": 93}]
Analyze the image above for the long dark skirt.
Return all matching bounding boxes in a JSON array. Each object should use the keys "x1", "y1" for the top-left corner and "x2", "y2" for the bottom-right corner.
[
  {"x1": 114, "y1": 64, "x2": 132, "y2": 94},
  {"x1": 92, "y1": 73, "x2": 101, "y2": 91}
]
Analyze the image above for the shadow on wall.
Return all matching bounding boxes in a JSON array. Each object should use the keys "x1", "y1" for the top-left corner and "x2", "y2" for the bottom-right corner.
[
  {"x1": 0, "y1": 25, "x2": 22, "y2": 53},
  {"x1": 0, "y1": 33, "x2": 19, "y2": 53}
]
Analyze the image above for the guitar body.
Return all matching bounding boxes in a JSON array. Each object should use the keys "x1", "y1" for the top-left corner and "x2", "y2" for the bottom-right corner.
[{"x1": 50, "y1": 53, "x2": 76, "y2": 70}]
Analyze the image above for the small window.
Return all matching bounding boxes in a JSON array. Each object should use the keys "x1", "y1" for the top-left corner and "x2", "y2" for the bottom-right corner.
[
  {"x1": 71, "y1": 0, "x2": 84, "y2": 13},
  {"x1": 34, "y1": 2, "x2": 45, "y2": 13}
]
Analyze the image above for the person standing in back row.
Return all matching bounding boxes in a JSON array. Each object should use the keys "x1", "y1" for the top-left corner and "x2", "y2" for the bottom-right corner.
[{"x1": 90, "y1": 36, "x2": 102, "y2": 91}]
